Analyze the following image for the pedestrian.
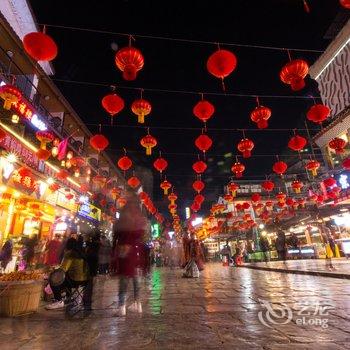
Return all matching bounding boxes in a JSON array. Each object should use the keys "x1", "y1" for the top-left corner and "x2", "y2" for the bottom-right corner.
[
  {"x1": 114, "y1": 193, "x2": 147, "y2": 316},
  {"x1": 322, "y1": 226, "x2": 335, "y2": 271},
  {"x1": 275, "y1": 230, "x2": 287, "y2": 262},
  {"x1": 84, "y1": 232, "x2": 100, "y2": 311},
  {"x1": 260, "y1": 235, "x2": 270, "y2": 262},
  {"x1": 45, "y1": 234, "x2": 61, "y2": 266},
  {"x1": 46, "y1": 237, "x2": 90, "y2": 310},
  {"x1": 98, "y1": 235, "x2": 112, "y2": 274},
  {"x1": 0, "y1": 238, "x2": 13, "y2": 271},
  {"x1": 22, "y1": 234, "x2": 38, "y2": 268}
]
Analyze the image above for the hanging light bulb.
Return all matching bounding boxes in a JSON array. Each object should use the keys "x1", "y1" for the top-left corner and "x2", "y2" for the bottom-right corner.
[
  {"x1": 86, "y1": 168, "x2": 91, "y2": 175},
  {"x1": 11, "y1": 114, "x2": 19, "y2": 124},
  {"x1": 61, "y1": 160, "x2": 66, "y2": 167},
  {"x1": 65, "y1": 160, "x2": 72, "y2": 168},
  {"x1": 74, "y1": 168, "x2": 80, "y2": 177},
  {"x1": 51, "y1": 146, "x2": 58, "y2": 157},
  {"x1": 86, "y1": 176, "x2": 90, "y2": 182},
  {"x1": 66, "y1": 151, "x2": 73, "y2": 160}
]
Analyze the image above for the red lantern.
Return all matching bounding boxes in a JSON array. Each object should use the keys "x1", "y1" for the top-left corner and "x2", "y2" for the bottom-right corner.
[
  {"x1": 305, "y1": 159, "x2": 320, "y2": 176},
  {"x1": 237, "y1": 138, "x2": 254, "y2": 158},
  {"x1": 191, "y1": 201, "x2": 200, "y2": 212},
  {"x1": 92, "y1": 175, "x2": 106, "y2": 187},
  {"x1": 261, "y1": 180, "x2": 275, "y2": 192},
  {"x1": 231, "y1": 162, "x2": 245, "y2": 178},
  {"x1": 102, "y1": 93, "x2": 124, "y2": 117},
  {"x1": 56, "y1": 169, "x2": 69, "y2": 180},
  {"x1": 0, "y1": 85, "x2": 21, "y2": 110},
  {"x1": 288, "y1": 135, "x2": 307, "y2": 152},
  {"x1": 242, "y1": 202, "x2": 250, "y2": 210},
  {"x1": 323, "y1": 177, "x2": 336, "y2": 188},
  {"x1": 280, "y1": 59, "x2": 309, "y2": 91},
  {"x1": 342, "y1": 158, "x2": 350, "y2": 170},
  {"x1": 291, "y1": 180, "x2": 303, "y2": 193},
  {"x1": 276, "y1": 192, "x2": 286, "y2": 203},
  {"x1": 131, "y1": 98, "x2": 152, "y2": 124},
  {"x1": 127, "y1": 176, "x2": 141, "y2": 189},
  {"x1": 160, "y1": 180, "x2": 172, "y2": 195},
  {"x1": 224, "y1": 194, "x2": 234, "y2": 203},
  {"x1": 193, "y1": 99, "x2": 215, "y2": 123},
  {"x1": 117, "y1": 156, "x2": 132, "y2": 171},
  {"x1": 340, "y1": 0, "x2": 350, "y2": 9},
  {"x1": 117, "y1": 197, "x2": 127, "y2": 208},
  {"x1": 23, "y1": 32, "x2": 58, "y2": 61},
  {"x1": 306, "y1": 104, "x2": 330, "y2": 124},
  {"x1": 192, "y1": 161, "x2": 207, "y2": 174},
  {"x1": 193, "y1": 180, "x2": 205, "y2": 193},
  {"x1": 207, "y1": 49, "x2": 237, "y2": 90},
  {"x1": 273, "y1": 161, "x2": 288, "y2": 176},
  {"x1": 90, "y1": 134, "x2": 109, "y2": 152},
  {"x1": 140, "y1": 134, "x2": 157, "y2": 155},
  {"x1": 286, "y1": 198, "x2": 295, "y2": 207},
  {"x1": 250, "y1": 105, "x2": 272, "y2": 129},
  {"x1": 251, "y1": 193, "x2": 261, "y2": 203},
  {"x1": 195, "y1": 134, "x2": 212, "y2": 153},
  {"x1": 36, "y1": 149, "x2": 51, "y2": 161},
  {"x1": 168, "y1": 192, "x2": 178, "y2": 204},
  {"x1": 115, "y1": 46, "x2": 144, "y2": 81},
  {"x1": 194, "y1": 194, "x2": 204, "y2": 205},
  {"x1": 329, "y1": 137, "x2": 347, "y2": 154},
  {"x1": 36, "y1": 131, "x2": 54, "y2": 150},
  {"x1": 228, "y1": 182, "x2": 239, "y2": 196},
  {"x1": 153, "y1": 157, "x2": 168, "y2": 173}
]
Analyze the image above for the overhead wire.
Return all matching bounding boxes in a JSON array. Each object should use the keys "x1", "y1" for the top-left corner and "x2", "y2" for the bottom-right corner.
[
  {"x1": 50, "y1": 77, "x2": 322, "y2": 100},
  {"x1": 39, "y1": 23, "x2": 324, "y2": 53}
]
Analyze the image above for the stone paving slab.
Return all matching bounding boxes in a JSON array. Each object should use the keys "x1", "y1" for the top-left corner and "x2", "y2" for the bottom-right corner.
[
  {"x1": 243, "y1": 258, "x2": 350, "y2": 279},
  {"x1": 1, "y1": 263, "x2": 350, "y2": 349}
]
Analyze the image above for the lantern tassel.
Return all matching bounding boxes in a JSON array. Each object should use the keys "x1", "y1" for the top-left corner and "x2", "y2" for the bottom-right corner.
[
  {"x1": 221, "y1": 78, "x2": 226, "y2": 92},
  {"x1": 138, "y1": 113, "x2": 145, "y2": 124},
  {"x1": 303, "y1": 0, "x2": 310, "y2": 13}
]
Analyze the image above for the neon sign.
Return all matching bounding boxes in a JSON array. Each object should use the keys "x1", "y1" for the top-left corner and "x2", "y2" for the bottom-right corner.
[{"x1": 0, "y1": 81, "x2": 48, "y2": 131}]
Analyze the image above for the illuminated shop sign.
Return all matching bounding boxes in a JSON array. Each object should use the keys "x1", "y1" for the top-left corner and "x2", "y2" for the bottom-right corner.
[
  {"x1": 0, "y1": 81, "x2": 47, "y2": 131},
  {"x1": 78, "y1": 198, "x2": 101, "y2": 222},
  {"x1": 12, "y1": 101, "x2": 47, "y2": 131}
]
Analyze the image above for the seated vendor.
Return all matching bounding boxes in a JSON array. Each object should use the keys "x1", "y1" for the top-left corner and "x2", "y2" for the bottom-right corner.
[{"x1": 46, "y1": 238, "x2": 89, "y2": 310}]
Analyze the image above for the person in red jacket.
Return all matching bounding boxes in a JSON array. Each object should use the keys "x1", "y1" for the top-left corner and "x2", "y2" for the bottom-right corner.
[
  {"x1": 113, "y1": 193, "x2": 147, "y2": 316},
  {"x1": 45, "y1": 234, "x2": 62, "y2": 266}
]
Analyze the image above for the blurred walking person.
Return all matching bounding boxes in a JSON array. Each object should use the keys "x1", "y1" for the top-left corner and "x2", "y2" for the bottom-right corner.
[
  {"x1": 114, "y1": 193, "x2": 147, "y2": 316},
  {"x1": 98, "y1": 235, "x2": 112, "y2": 274}
]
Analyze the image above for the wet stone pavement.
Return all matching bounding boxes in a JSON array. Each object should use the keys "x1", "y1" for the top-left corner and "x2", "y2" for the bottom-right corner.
[{"x1": 1, "y1": 263, "x2": 350, "y2": 349}]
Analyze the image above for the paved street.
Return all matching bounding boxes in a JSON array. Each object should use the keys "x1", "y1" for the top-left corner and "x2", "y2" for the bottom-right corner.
[
  {"x1": 245, "y1": 258, "x2": 350, "y2": 278},
  {"x1": 1, "y1": 263, "x2": 350, "y2": 349}
]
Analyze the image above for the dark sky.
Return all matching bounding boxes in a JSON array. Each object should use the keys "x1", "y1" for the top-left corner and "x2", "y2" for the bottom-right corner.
[{"x1": 29, "y1": 0, "x2": 347, "y2": 218}]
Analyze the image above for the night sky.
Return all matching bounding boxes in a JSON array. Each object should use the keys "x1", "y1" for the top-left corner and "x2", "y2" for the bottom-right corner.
[{"x1": 29, "y1": 0, "x2": 348, "y2": 218}]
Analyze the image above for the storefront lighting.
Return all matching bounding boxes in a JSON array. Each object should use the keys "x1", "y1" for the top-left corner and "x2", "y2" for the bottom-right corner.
[
  {"x1": 340, "y1": 208, "x2": 349, "y2": 212},
  {"x1": 66, "y1": 160, "x2": 72, "y2": 168},
  {"x1": 47, "y1": 177, "x2": 54, "y2": 185},
  {"x1": 66, "y1": 151, "x2": 73, "y2": 160},
  {"x1": 0, "y1": 185, "x2": 7, "y2": 193},
  {"x1": 38, "y1": 181, "x2": 48, "y2": 196},
  {"x1": 259, "y1": 223, "x2": 265, "y2": 229},
  {"x1": 51, "y1": 146, "x2": 58, "y2": 157},
  {"x1": 13, "y1": 191, "x2": 20, "y2": 198},
  {"x1": 1, "y1": 157, "x2": 14, "y2": 179},
  {"x1": 6, "y1": 153, "x2": 17, "y2": 163},
  {"x1": 61, "y1": 160, "x2": 66, "y2": 167},
  {"x1": 11, "y1": 114, "x2": 19, "y2": 124}
]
